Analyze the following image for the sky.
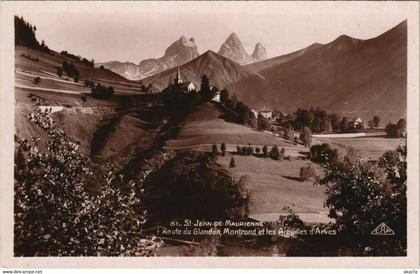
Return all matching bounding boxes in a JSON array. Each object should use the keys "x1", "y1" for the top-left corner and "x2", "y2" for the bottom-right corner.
[{"x1": 16, "y1": 2, "x2": 408, "y2": 63}]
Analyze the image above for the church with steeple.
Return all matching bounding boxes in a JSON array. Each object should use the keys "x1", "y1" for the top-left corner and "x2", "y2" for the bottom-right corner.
[{"x1": 163, "y1": 67, "x2": 196, "y2": 93}]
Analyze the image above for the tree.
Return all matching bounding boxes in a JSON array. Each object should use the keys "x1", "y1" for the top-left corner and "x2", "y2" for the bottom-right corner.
[
  {"x1": 15, "y1": 16, "x2": 40, "y2": 49},
  {"x1": 229, "y1": 157, "x2": 236, "y2": 168},
  {"x1": 220, "y1": 89, "x2": 229, "y2": 105},
  {"x1": 311, "y1": 116, "x2": 322, "y2": 133},
  {"x1": 340, "y1": 117, "x2": 348, "y2": 132},
  {"x1": 257, "y1": 114, "x2": 270, "y2": 131},
  {"x1": 57, "y1": 67, "x2": 63, "y2": 77},
  {"x1": 262, "y1": 145, "x2": 269, "y2": 158},
  {"x1": 299, "y1": 165, "x2": 316, "y2": 181},
  {"x1": 385, "y1": 121, "x2": 406, "y2": 138},
  {"x1": 373, "y1": 115, "x2": 381, "y2": 127},
  {"x1": 221, "y1": 143, "x2": 226, "y2": 156},
  {"x1": 247, "y1": 145, "x2": 254, "y2": 156},
  {"x1": 316, "y1": 142, "x2": 407, "y2": 255},
  {"x1": 236, "y1": 145, "x2": 241, "y2": 154},
  {"x1": 269, "y1": 145, "x2": 280, "y2": 160},
  {"x1": 299, "y1": 126, "x2": 312, "y2": 147},
  {"x1": 322, "y1": 119, "x2": 333, "y2": 133},
  {"x1": 283, "y1": 124, "x2": 294, "y2": 140},
  {"x1": 211, "y1": 144, "x2": 218, "y2": 157},
  {"x1": 200, "y1": 74, "x2": 214, "y2": 101},
  {"x1": 328, "y1": 113, "x2": 341, "y2": 132},
  {"x1": 397, "y1": 118, "x2": 406, "y2": 130}
]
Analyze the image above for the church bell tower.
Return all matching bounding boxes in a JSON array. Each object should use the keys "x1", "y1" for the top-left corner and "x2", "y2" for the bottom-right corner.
[{"x1": 174, "y1": 67, "x2": 183, "y2": 84}]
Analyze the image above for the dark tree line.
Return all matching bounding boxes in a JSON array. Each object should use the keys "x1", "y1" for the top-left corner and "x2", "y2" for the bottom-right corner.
[
  {"x1": 15, "y1": 16, "x2": 50, "y2": 53},
  {"x1": 385, "y1": 119, "x2": 407, "y2": 138},
  {"x1": 291, "y1": 107, "x2": 334, "y2": 133},
  {"x1": 218, "y1": 88, "x2": 256, "y2": 128},
  {"x1": 91, "y1": 84, "x2": 115, "y2": 99},
  {"x1": 61, "y1": 61, "x2": 80, "y2": 79},
  {"x1": 61, "y1": 51, "x2": 94, "y2": 67}
]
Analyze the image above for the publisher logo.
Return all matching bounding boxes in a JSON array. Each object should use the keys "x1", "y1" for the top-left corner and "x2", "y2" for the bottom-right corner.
[{"x1": 371, "y1": 222, "x2": 395, "y2": 236}]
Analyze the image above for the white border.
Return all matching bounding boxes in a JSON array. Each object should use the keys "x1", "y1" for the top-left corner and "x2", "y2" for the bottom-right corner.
[{"x1": 0, "y1": 1, "x2": 418, "y2": 268}]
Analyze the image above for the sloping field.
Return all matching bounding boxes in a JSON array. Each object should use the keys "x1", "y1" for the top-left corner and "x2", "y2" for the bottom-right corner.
[
  {"x1": 165, "y1": 103, "x2": 293, "y2": 150},
  {"x1": 217, "y1": 155, "x2": 330, "y2": 224},
  {"x1": 165, "y1": 102, "x2": 330, "y2": 224},
  {"x1": 313, "y1": 136, "x2": 403, "y2": 160},
  {"x1": 16, "y1": 46, "x2": 144, "y2": 95}
]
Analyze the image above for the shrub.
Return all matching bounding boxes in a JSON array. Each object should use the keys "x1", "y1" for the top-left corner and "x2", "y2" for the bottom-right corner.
[
  {"x1": 299, "y1": 165, "x2": 316, "y2": 181},
  {"x1": 33, "y1": 76, "x2": 41, "y2": 84},
  {"x1": 241, "y1": 146, "x2": 247, "y2": 155},
  {"x1": 255, "y1": 147, "x2": 261, "y2": 154},
  {"x1": 293, "y1": 136, "x2": 299, "y2": 145}
]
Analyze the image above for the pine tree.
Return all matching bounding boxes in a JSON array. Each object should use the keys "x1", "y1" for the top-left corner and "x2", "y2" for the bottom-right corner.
[{"x1": 229, "y1": 157, "x2": 236, "y2": 168}]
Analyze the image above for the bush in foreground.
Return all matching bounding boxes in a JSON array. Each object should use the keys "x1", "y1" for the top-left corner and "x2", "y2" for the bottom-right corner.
[
  {"x1": 316, "y1": 141, "x2": 407, "y2": 255},
  {"x1": 14, "y1": 105, "x2": 160, "y2": 256}
]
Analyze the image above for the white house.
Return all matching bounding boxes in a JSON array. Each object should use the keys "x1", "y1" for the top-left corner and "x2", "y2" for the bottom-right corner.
[
  {"x1": 349, "y1": 117, "x2": 364, "y2": 128},
  {"x1": 259, "y1": 106, "x2": 273, "y2": 119},
  {"x1": 212, "y1": 89, "x2": 221, "y2": 102}
]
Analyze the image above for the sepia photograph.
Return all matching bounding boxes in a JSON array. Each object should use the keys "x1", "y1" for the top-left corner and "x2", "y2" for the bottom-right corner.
[{"x1": 0, "y1": 0, "x2": 419, "y2": 269}]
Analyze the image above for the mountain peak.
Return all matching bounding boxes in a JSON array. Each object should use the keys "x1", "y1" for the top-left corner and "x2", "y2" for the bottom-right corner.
[
  {"x1": 218, "y1": 33, "x2": 253, "y2": 65},
  {"x1": 252, "y1": 43, "x2": 268, "y2": 61},
  {"x1": 227, "y1": 32, "x2": 240, "y2": 40},
  {"x1": 175, "y1": 35, "x2": 197, "y2": 48}
]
